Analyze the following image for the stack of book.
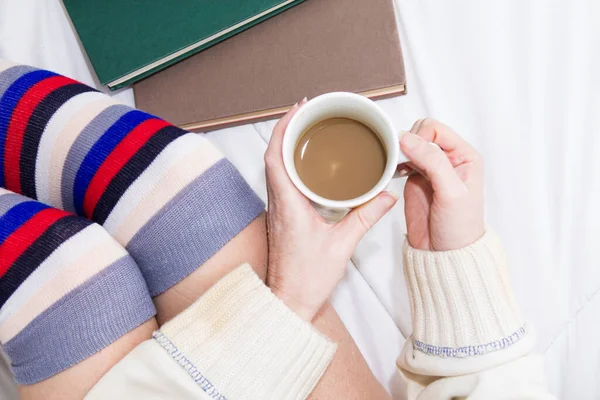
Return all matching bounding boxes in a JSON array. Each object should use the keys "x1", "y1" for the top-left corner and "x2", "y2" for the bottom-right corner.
[{"x1": 64, "y1": 0, "x2": 406, "y2": 131}]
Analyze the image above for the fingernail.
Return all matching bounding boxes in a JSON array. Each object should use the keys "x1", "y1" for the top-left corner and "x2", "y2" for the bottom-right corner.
[
  {"x1": 397, "y1": 167, "x2": 411, "y2": 177},
  {"x1": 380, "y1": 192, "x2": 398, "y2": 207},
  {"x1": 293, "y1": 102, "x2": 299, "y2": 108},
  {"x1": 301, "y1": 97, "x2": 308, "y2": 104},
  {"x1": 401, "y1": 133, "x2": 421, "y2": 149},
  {"x1": 412, "y1": 118, "x2": 426, "y2": 133},
  {"x1": 386, "y1": 190, "x2": 400, "y2": 200}
]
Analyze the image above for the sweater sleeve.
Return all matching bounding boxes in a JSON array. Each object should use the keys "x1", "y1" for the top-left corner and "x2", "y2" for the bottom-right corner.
[
  {"x1": 398, "y1": 230, "x2": 556, "y2": 399},
  {"x1": 86, "y1": 264, "x2": 336, "y2": 400}
]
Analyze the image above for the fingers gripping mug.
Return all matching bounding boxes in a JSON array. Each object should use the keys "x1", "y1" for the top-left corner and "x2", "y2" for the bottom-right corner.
[{"x1": 283, "y1": 92, "x2": 411, "y2": 222}]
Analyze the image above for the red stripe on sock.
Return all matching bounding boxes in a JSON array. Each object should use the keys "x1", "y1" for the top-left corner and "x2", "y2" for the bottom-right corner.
[
  {"x1": 0, "y1": 208, "x2": 70, "y2": 278},
  {"x1": 82, "y1": 118, "x2": 170, "y2": 217},
  {"x1": 3, "y1": 75, "x2": 78, "y2": 193}
]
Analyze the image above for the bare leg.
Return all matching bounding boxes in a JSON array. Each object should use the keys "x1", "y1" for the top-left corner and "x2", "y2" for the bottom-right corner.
[
  {"x1": 153, "y1": 213, "x2": 390, "y2": 399},
  {"x1": 153, "y1": 214, "x2": 268, "y2": 325},
  {"x1": 310, "y1": 304, "x2": 391, "y2": 400}
]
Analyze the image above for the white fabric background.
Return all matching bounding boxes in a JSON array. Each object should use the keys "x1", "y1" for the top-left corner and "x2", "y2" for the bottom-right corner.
[{"x1": 1, "y1": 0, "x2": 599, "y2": 398}]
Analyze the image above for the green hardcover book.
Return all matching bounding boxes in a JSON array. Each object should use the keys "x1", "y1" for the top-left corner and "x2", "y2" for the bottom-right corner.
[{"x1": 63, "y1": 0, "x2": 304, "y2": 90}]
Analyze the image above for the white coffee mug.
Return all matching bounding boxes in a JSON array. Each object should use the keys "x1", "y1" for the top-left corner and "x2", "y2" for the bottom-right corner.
[{"x1": 282, "y1": 92, "x2": 410, "y2": 221}]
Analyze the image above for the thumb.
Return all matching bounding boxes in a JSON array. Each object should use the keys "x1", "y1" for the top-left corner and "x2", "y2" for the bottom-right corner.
[{"x1": 335, "y1": 192, "x2": 398, "y2": 249}]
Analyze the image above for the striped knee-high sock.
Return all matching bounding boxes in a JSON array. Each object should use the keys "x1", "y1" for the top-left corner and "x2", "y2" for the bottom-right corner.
[
  {"x1": 0, "y1": 189, "x2": 156, "y2": 384},
  {"x1": 0, "y1": 60, "x2": 265, "y2": 296}
]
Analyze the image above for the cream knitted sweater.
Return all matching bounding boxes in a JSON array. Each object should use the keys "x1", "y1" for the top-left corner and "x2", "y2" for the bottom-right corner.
[
  {"x1": 398, "y1": 230, "x2": 554, "y2": 399},
  {"x1": 88, "y1": 231, "x2": 554, "y2": 399}
]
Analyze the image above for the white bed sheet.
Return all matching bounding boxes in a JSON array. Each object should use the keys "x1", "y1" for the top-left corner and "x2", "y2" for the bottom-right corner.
[{"x1": 2, "y1": 0, "x2": 599, "y2": 398}]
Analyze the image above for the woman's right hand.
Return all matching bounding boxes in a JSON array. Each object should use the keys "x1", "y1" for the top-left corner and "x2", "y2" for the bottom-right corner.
[
  {"x1": 399, "y1": 118, "x2": 485, "y2": 251},
  {"x1": 264, "y1": 103, "x2": 397, "y2": 322}
]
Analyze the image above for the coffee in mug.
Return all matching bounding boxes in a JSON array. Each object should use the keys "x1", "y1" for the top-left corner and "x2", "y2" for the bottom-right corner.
[
  {"x1": 282, "y1": 92, "x2": 411, "y2": 222},
  {"x1": 293, "y1": 118, "x2": 386, "y2": 201}
]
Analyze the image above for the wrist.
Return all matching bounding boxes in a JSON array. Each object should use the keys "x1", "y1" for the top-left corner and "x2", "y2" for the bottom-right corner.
[
  {"x1": 410, "y1": 220, "x2": 485, "y2": 251},
  {"x1": 430, "y1": 227, "x2": 485, "y2": 251},
  {"x1": 270, "y1": 287, "x2": 318, "y2": 322}
]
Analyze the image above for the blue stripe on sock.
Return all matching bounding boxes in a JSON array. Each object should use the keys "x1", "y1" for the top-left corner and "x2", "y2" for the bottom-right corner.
[
  {"x1": 0, "y1": 70, "x2": 57, "y2": 187},
  {"x1": 72, "y1": 110, "x2": 153, "y2": 216},
  {"x1": 0, "y1": 201, "x2": 50, "y2": 243}
]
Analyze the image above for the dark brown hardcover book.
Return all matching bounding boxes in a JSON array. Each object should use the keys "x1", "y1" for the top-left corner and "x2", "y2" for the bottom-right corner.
[{"x1": 134, "y1": 0, "x2": 406, "y2": 131}]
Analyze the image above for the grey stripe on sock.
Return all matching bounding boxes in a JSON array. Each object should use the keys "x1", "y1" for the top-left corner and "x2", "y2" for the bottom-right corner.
[
  {"x1": 4, "y1": 256, "x2": 156, "y2": 385},
  {"x1": 127, "y1": 159, "x2": 265, "y2": 296},
  {"x1": 0, "y1": 192, "x2": 29, "y2": 217},
  {"x1": 61, "y1": 104, "x2": 131, "y2": 212},
  {"x1": 0, "y1": 65, "x2": 38, "y2": 99}
]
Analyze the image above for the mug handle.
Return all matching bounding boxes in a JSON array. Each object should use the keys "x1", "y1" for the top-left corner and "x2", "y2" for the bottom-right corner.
[{"x1": 392, "y1": 131, "x2": 441, "y2": 179}]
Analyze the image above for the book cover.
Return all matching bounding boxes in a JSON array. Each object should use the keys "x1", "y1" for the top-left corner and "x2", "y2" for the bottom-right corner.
[
  {"x1": 134, "y1": 0, "x2": 406, "y2": 131},
  {"x1": 63, "y1": 0, "x2": 304, "y2": 89}
]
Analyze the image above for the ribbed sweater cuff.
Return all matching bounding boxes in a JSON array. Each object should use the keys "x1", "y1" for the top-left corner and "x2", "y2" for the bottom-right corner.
[
  {"x1": 400, "y1": 230, "x2": 533, "y2": 375},
  {"x1": 154, "y1": 264, "x2": 336, "y2": 400}
]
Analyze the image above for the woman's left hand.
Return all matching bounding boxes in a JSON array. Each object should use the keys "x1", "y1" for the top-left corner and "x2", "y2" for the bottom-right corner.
[{"x1": 265, "y1": 101, "x2": 398, "y2": 322}]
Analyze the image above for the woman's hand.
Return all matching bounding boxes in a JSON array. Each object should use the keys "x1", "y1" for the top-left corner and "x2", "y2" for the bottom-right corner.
[
  {"x1": 400, "y1": 118, "x2": 485, "y2": 251},
  {"x1": 265, "y1": 102, "x2": 398, "y2": 321}
]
